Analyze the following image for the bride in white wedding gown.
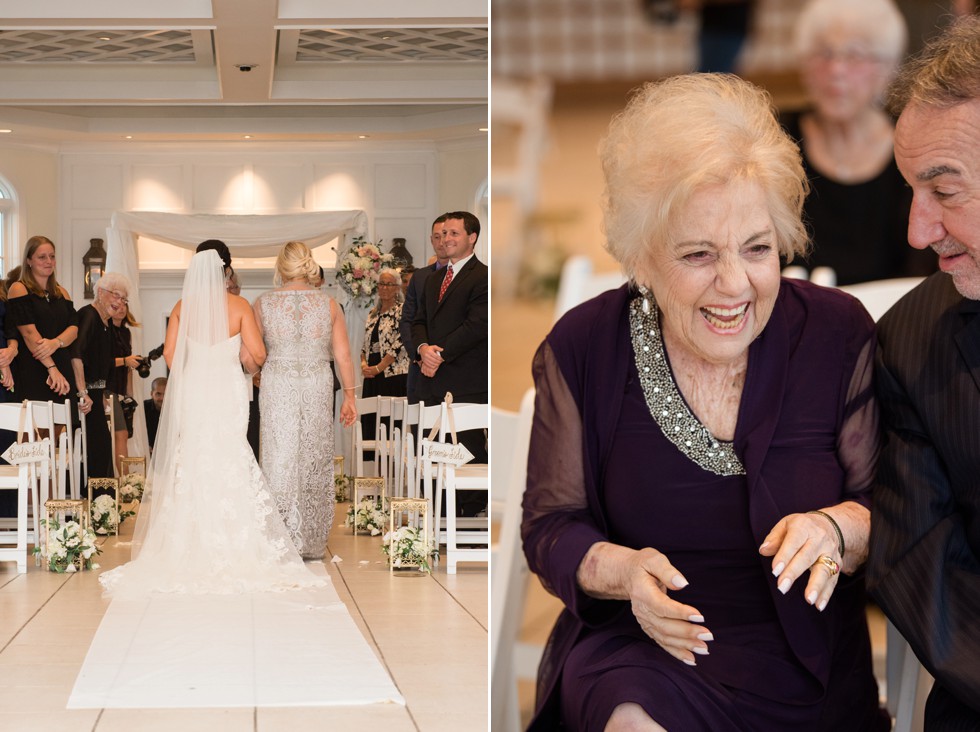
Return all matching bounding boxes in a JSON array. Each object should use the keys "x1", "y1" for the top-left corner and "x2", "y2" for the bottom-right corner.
[{"x1": 100, "y1": 249, "x2": 325, "y2": 596}]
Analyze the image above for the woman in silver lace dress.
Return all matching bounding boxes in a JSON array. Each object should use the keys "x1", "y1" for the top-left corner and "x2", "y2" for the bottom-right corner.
[{"x1": 254, "y1": 242, "x2": 357, "y2": 559}]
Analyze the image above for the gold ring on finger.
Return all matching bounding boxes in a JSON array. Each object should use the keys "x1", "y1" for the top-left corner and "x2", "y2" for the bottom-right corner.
[{"x1": 814, "y1": 555, "x2": 839, "y2": 576}]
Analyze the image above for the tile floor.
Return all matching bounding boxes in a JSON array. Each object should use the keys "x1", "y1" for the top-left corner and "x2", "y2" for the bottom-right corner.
[{"x1": 0, "y1": 505, "x2": 488, "y2": 732}]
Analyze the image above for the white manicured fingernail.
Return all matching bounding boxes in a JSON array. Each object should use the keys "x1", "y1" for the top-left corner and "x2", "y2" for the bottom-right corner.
[
  {"x1": 688, "y1": 614, "x2": 704, "y2": 623},
  {"x1": 672, "y1": 575, "x2": 688, "y2": 589},
  {"x1": 759, "y1": 541, "x2": 770, "y2": 550},
  {"x1": 778, "y1": 578, "x2": 791, "y2": 594},
  {"x1": 697, "y1": 632, "x2": 714, "y2": 642},
  {"x1": 693, "y1": 646, "x2": 709, "y2": 655},
  {"x1": 772, "y1": 562, "x2": 785, "y2": 577},
  {"x1": 818, "y1": 599, "x2": 828, "y2": 612},
  {"x1": 807, "y1": 591, "x2": 817, "y2": 605},
  {"x1": 682, "y1": 658, "x2": 697, "y2": 666}
]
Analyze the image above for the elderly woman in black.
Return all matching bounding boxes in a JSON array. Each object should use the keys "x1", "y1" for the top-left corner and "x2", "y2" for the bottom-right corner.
[{"x1": 72, "y1": 274, "x2": 130, "y2": 478}]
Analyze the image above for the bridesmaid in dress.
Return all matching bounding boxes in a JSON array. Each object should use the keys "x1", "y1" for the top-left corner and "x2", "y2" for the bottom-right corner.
[
  {"x1": 6, "y1": 236, "x2": 77, "y2": 400},
  {"x1": 254, "y1": 241, "x2": 357, "y2": 559},
  {"x1": 0, "y1": 270, "x2": 21, "y2": 518}
]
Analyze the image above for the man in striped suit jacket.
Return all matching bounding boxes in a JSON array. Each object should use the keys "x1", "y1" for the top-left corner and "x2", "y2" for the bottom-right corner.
[{"x1": 868, "y1": 17, "x2": 980, "y2": 731}]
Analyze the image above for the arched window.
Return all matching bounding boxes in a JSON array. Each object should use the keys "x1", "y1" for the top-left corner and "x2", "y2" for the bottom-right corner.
[{"x1": 0, "y1": 179, "x2": 14, "y2": 278}]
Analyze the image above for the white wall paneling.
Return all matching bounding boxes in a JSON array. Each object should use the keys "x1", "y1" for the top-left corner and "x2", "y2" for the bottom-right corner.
[
  {"x1": 191, "y1": 163, "x2": 250, "y2": 212},
  {"x1": 69, "y1": 163, "x2": 125, "y2": 212},
  {"x1": 251, "y1": 162, "x2": 310, "y2": 212},
  {"x1": 130, "y1": 164, "x2": 186, "y2": 211},
  {"x1": 374, "y1": 217, "x2": 428, "y2": 268},
  {"x1": 374, "y1": 163, "x2": 427, "y2": 210}
]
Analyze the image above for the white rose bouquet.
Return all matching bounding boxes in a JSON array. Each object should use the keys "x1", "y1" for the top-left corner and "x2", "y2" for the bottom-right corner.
[
  {"x1": 34, "y1": 518, "x2": 101, "y2": 573},
  {"x1": 382, "y1": 525, "x2": 435, "y2": 572},
  {"x1": 334, "y1": 237, "x2": 394, "y2": 305},
  {"x1": 90, "y1": 494, "x2": 135, "y2": 535},
  {"x1": 344, "y1": 498, "x2": 388, "y2": 536},
  {"x1": 119, "y1": 473, "x2": 145, "y2": 502}
]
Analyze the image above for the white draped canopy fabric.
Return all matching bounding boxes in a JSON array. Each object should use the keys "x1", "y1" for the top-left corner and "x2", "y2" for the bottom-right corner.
[{"x1": 103, "y1": 210, "x2": 369, "y2": 464}]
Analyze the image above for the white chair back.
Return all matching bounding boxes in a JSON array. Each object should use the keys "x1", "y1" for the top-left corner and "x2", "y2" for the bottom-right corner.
[
  {"x1": 490, "y1": 388, "x2": 538, "y2": 732},
  {"x1": 553, "y1": 255, "x2": 626, "y2": 322},
  {"x1": 0, "y1": 401, "x2": 40, "y2": 572},
  {"x1": 29, "y1": 400, "x2": 76, "y2": 500},
  {"x1": 837, "y1": 277, "x2": 924, "y2": 322}
]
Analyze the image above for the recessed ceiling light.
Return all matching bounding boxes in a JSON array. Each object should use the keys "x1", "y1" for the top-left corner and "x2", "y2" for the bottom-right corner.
[
  {"x1": 243, "y1": 135, "x2": 252, "y2": 139},
  {"x1": 124, "y1": 135, "x2": 132, "y2": 139},
  {"x1": 98, "y1": 36, "x2": 111, "y2": 41},
  {"x1": 358, "y1": 135, "x2": 368, "y2": 139},
  {"x1": 479, "y1": 127, "x2": 488, "y2": 132},
  {"x1": 0, "y1": 129, "x2": 11, "y2": 134}
]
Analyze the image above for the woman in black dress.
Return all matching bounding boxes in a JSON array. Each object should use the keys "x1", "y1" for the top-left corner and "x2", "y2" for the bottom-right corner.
[
  {"x1": 0, "y1": 269, "x2": 22, "y2": 518},
  {"x1": 70, "y1": 277, "x2": 127, "y2": 479},
  {"x1": 6, "y1": 236, "x2": 77, "y2": 400},
  {"x1": 109, "y1": 297, "x2": 142, "y2": 473}
]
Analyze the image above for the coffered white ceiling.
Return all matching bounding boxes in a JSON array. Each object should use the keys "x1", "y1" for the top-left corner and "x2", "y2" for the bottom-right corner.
[{"x1": 0, "y1": 0, "x2": 488, "y2": 144}]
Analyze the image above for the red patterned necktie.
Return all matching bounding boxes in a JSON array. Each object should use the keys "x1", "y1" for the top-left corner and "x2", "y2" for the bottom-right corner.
[{"x1": 438, "y1": 264, "x2": 454, "y2": 302}]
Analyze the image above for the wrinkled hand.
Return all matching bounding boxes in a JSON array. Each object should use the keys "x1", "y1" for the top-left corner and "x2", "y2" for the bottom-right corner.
[
  {"x1": 78, "y1": 393, "x2": 93, "y2": 415},
  {"x1": 625, "y1": 548, "x2": 711, "y2": 666},
  {"x1": 0, "y1": 346, "x2": 15, "y2": 368},
  {"x1": 340, "y1": 399, "x2": 356, "y2": 427},
  {"x1": 760, "y1": 513, "x2": 841, "y2": 612},
  {"x1": 360, "y1": 363, "x2": 375, "y2": 378},
  {"x1": 33, "y1": 337, "x2": 59, "y2": 360},
  {"x1": 46, "y1": 368, "x2": 70, "y2": 396},
  {"x1": 0, "y1": 365, "x2": 13, "y2": 391}
]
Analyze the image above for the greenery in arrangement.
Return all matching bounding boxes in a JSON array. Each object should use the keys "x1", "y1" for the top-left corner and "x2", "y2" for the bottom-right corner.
[
  {"x1": 90, "y1": 494, "x2": 135, "y2": 535},
  {"x1": 344, "y1": 498, "x2": 388, "y2": 536},
  {"x1": 334, "y1": 472, "x2": 350, "y2": 503},
  {"x1": 335, "y1": 236, "x2": 394, "y2": 303},
  {"x1": 382, "y1": 525, "x2": 435, "y2": 572},
  {"x1": 119, "y1": 473, "x2": 146, "y2": 502},
  {"x1": 33, "y1": 518, "x2": 101, "y2": 573}
]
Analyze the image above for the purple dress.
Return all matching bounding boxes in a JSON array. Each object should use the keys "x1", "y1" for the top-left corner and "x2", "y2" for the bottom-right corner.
[{"x1": 522, "y1": 280, "x2": 888, "y2": 731}]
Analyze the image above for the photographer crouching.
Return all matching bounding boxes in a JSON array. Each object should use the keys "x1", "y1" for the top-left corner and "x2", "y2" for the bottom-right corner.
[{"x1": 110, "y1": 300, "x2": 163, "y2": 472}]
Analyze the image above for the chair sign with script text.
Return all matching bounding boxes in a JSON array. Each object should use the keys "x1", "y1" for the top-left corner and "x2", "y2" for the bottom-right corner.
[
  {"x1": 2, "y1": 438, "x2": 51, "y2": 465},
  {"x1": 421, "y1": 439, "x2": 474, "y2": 466}
]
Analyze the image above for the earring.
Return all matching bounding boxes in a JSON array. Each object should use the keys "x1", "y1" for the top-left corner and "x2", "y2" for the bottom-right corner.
[{"x1": 638, "y1": 285, "x2": 652, "y2": 315}]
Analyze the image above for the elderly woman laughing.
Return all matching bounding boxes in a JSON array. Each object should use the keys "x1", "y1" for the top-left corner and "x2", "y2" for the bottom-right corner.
[{"x1": 522, "y1": 74, "x2": 887, "y2": 732}]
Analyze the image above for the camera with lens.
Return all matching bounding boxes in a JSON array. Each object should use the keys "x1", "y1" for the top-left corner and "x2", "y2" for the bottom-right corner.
[{"x1": 135, "y1": 343, "x2": 165, "y2": 379}]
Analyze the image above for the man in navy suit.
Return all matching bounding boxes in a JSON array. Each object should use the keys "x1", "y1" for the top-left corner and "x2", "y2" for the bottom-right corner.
[
  {"x1": 401, "y1": 214, "x2": 449, "y2": 404},
  {"x1": 867, "y1": 17, "x2": 980, "y2": 731}
]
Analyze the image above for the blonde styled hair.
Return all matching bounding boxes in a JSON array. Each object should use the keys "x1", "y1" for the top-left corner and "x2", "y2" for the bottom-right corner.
[
  {"x1": 600, "y1": 73, "x2": 809, "y2": 282},
  {"x1": 274, "y1": 241, "x2": 320, "y2": 287}
]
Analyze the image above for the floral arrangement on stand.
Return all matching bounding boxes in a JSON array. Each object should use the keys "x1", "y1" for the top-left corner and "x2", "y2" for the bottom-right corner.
[
  {"x1": 119, "y1": 473, "x2": 146, "y2": 503},
  {"x1": 344, "y1": 498, "x2": 388, "y2": 536},
  {"x1": 90, "y1": 494, "x2": 135, "y2": 535},
  {"x1": 334, "y1": 472, "x2": 350, "y2": 503},
  {"x1": 335, "y1": 236, "x2": 394, "y2": 306},
  {"x1": 382, "y1": 525, "x2": 435, "y2": 572},
  {"x1": 33, "y1": 518, "x2": 101, "y2": 573}
]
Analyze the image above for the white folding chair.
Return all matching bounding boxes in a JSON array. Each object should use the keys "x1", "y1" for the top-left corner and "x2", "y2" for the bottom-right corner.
[
  {"x1": 30, "y1": 400, "x2": 76, "y2": 501},
  {"x1": 432, "y1": 399, "x2": 489, "y2": 574},
  {"x1": 0, "y1": 401, "x2": 41, "y2": 572},
  {"x1": 553, "y1": 255, "x2": 627, "y2": 322},
  {"x1": 886, "y1": 619, "x2": 933, "y2": 732},
  {"x1": 352, "y1": 396, "x2": 379, "y2": 477},
  {"x1": 491, "y1": 388, "x2": 539, "y2": 732},
  {"x1": 410, "y1": 401, "x2": 444, "y2": 502},
  {"x1": 837, "y1": 277, "x2": 925, "y2": 322}
]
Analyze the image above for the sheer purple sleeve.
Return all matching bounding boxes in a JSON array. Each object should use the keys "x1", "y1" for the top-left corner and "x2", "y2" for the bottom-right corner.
[
  {"x1": 522, "y1": 341, "x2": 620, "y2": 625},
  {"x1": 836, "y1": 317, "x2": 880, "y2": 509}
]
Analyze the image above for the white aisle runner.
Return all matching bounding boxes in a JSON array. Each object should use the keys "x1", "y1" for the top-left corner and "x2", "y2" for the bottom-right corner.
[{"x1": 69, "y1": 567, "x2": 404, "y2": 709}]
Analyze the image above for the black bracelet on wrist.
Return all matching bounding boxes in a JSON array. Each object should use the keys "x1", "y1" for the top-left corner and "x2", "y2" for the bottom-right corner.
[
  {"x1": 808, "y1": 510, "x2": 845, "y2": 557},
  {"x1": 46, "y1": 364, "x2": 57, "y2": 371}
]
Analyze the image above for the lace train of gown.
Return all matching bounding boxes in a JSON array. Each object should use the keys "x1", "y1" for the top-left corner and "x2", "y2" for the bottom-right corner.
[{"x1": 99, "y1": 335, "x2": 326, "y2": 596}]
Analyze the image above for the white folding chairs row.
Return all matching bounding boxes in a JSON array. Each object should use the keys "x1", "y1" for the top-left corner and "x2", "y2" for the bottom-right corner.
[
  {"x1": 425, "y1": 399, "x2": 489, "y2": 574},
  {"x1": 29, "y1": 399, "x2": 86, "y2": 501}
]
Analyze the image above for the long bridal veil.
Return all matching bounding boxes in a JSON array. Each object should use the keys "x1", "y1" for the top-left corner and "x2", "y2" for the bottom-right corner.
[{"x1": 129, "y1": 249, "x2": 229, "y2": 560}]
